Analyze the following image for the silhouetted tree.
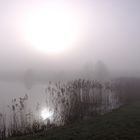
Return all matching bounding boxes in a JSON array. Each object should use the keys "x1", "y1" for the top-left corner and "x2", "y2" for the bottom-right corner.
[{"x1": 94, "y1": 60, "x2": 110, "y2": 82}]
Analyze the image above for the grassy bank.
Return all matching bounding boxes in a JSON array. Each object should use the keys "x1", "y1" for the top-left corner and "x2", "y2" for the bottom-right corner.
[{"x1": 7, "y1": 101, "x2": 140, "y2": 140}]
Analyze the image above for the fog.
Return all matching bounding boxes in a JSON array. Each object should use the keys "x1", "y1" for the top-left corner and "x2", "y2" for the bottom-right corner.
[
  {"x1": 0, "y1": 0, "x2": 139, "y2": 73},
  {"x1": 0, "y1": 0, "x2": 139, "y2": 102},
  {"x1": 0, "y1": 1, "x2": 140, "y2": 138}
]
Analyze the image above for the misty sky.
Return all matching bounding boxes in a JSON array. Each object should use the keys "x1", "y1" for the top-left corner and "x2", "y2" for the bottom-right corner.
[{"x1": 0, "y1": 0, "x2": 140, "y2": 74}]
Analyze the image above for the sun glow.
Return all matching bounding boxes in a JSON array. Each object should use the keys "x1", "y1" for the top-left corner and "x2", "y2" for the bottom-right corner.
[
  {"x1": 41, "y1": 108, "x2": 54, "y2": 120},
  {"x1": 22, "y1": 4, "x2": 83, "y2": 54}
]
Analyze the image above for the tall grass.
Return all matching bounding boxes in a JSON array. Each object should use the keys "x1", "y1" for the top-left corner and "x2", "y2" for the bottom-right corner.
[
  {"x1": 45, "y1": 79, "x2": 121, "y2": 125},
  {"x1": 0, "y1": 113, "x2": 6, "y2": 140},
  {"x1": 1, "y1": 78, "x2": 136, "y2": 139}
]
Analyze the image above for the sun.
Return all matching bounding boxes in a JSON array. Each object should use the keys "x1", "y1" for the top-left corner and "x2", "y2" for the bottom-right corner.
[{"x1": 22, "y1": 4, "x2": 81, "y2": 54}]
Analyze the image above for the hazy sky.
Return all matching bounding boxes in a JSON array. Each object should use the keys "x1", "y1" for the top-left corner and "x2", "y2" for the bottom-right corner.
[{"x1": 0, "y1": 0, "x2": 140, "y2": 73}]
